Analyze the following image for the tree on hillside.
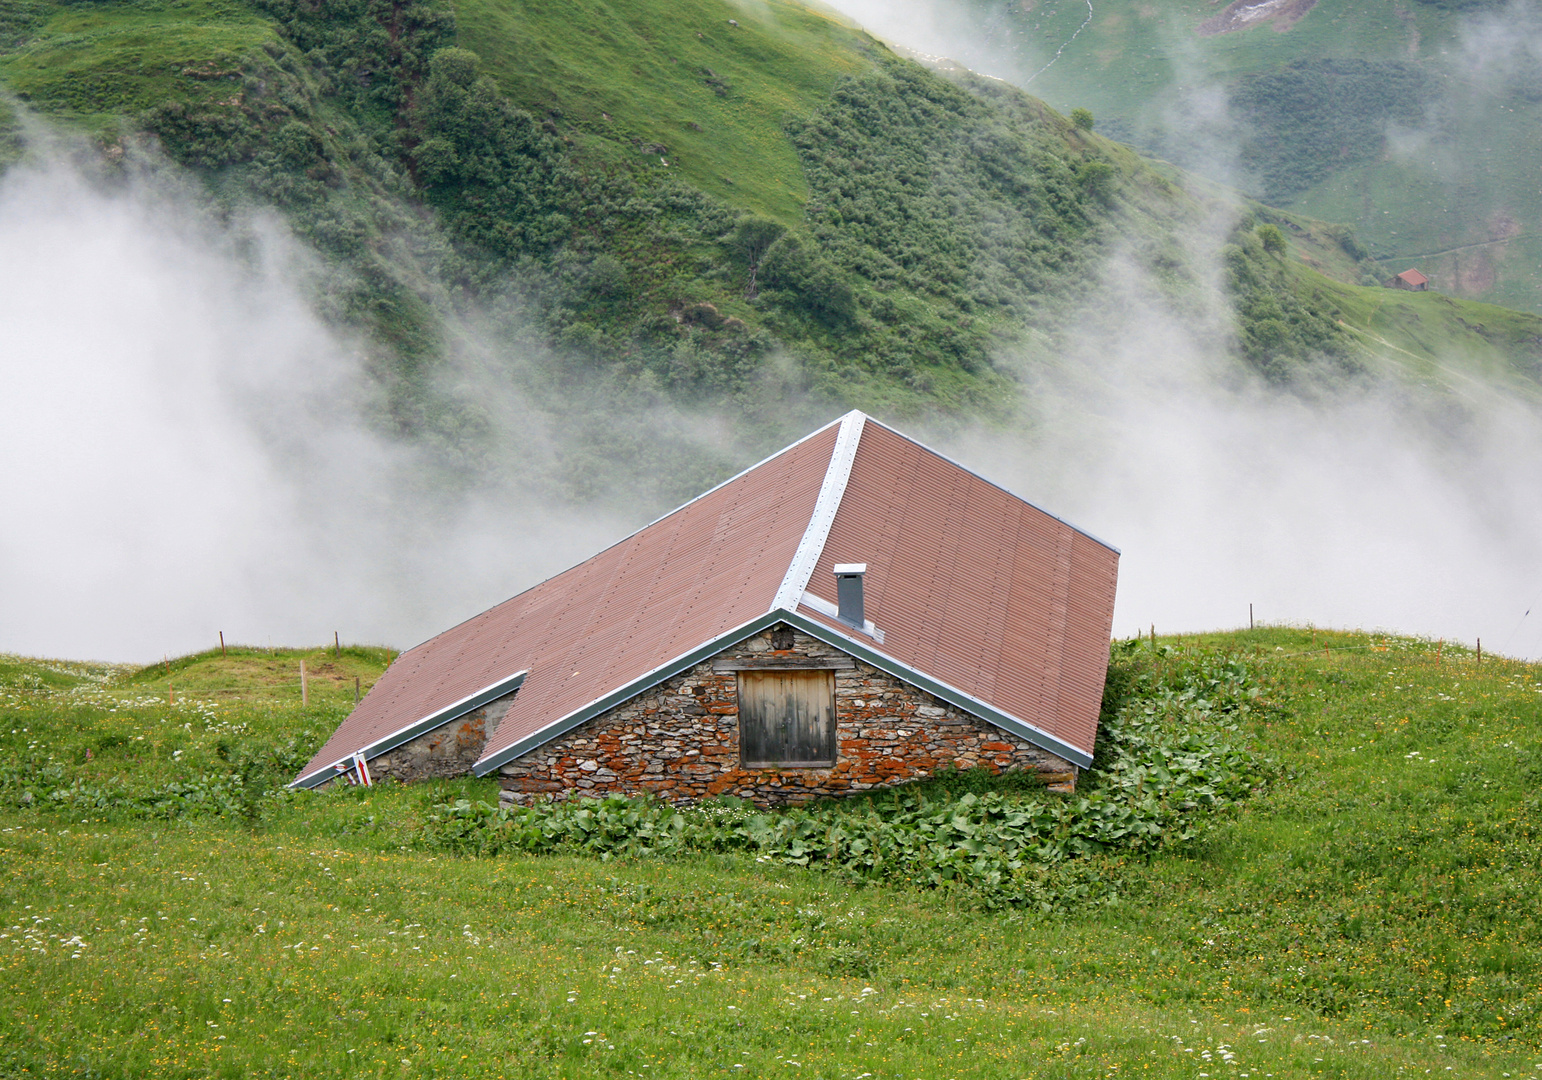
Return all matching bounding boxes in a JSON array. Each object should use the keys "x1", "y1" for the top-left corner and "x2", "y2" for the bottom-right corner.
[{"x1": 729, "y1": 216, "x2": 786, "y2": 298}]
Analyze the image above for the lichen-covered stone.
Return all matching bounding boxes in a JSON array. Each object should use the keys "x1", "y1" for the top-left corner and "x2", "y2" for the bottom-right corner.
[{"x1": 496, "y1": 625, "x2": 1074, "y2": 807}]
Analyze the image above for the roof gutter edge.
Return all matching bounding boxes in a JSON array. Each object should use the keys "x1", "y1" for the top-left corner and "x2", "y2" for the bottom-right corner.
[
  {"x1": 291, "y1": 669, "x2": 528, "y2": 789},
  {"x1": 474, "y1": 608, "x2": 1094, "y2": 776},
  {"x1": 781, "y1": 609, "x2": 1095, "y2": 768},
  {"x1": 471, "y1": 614, "x2": 788, "y2": 777}
]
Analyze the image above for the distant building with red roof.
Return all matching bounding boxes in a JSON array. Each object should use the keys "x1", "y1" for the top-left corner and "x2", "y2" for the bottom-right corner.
[
  {"x1": 293, "y1": 412, "x2": 1120, "y2": 805},
  {"x1": 1390, "y1": 268, "x2": 1429, "y2": 291}
]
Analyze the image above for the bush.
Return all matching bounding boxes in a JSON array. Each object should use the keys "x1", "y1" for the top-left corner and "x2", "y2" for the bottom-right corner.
[
  {"x1": 759, "y1": 235, "x2": 856, "y2": 324},
  {"x1": 1070, "y1": 107, "x2": 1095, "y2": 131},
  {"x1": 1257, "y1": 223, "x2": 1287, "y2": 254}
]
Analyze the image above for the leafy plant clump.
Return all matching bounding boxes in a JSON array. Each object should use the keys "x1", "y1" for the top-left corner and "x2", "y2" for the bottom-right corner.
[
  {"x1": 0, "y1": 738, "x2": 315, "y2": 825},
  {"x1": 421, "y1": 649, "x2": 1272, "y2": 910}
]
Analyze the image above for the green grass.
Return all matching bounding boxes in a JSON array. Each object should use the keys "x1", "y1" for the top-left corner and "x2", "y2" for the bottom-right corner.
[
  {"x1": 1304, "y1": 265, "x2": 1542, "y2": 396},
  {"x1": 0, "y1": 0, "x2": 276, "y2": 127},
  {"x1": 453, "y1": 0, "x2": 883, "y2": 225},
  {"x1": 5, "y1": 628, "x2": 1542, "y2": 1076}
]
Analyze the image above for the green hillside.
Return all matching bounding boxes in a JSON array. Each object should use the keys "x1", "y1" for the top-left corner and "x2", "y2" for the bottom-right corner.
[
  {"x1": 2, "y1": 0, "x2": 1541, "y2": 498},
  {"x1": 917, "y1": 0, "x2": 1542, "y2": 315},
  {"x1": 4, "y1": 628, "x2": 1542, "y2": 1076},
  {"x1": 453, "y1": 0, "x2": 878, "y2": 224}
]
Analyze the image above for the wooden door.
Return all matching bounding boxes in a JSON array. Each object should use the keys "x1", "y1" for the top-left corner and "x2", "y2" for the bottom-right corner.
[{"x1": 738, "y1": 669, "x2": 836, "y2": 768}]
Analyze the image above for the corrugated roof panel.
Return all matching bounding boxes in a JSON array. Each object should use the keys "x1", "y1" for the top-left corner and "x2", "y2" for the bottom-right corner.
[
  {"x1": 1057, "y1": 531, "x2": 1122, "y2": 749},
  {"x1": 473, "y1": 424, "x2": 840, "y2": 766}
]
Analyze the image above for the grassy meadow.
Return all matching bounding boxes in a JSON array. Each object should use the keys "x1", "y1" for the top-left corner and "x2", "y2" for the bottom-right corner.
[{"x1": 4, "y1": 628, "x2": 1542, "y2": 1078}]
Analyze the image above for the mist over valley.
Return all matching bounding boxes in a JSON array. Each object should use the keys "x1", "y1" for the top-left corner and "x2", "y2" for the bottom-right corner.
[{"x1": 2, "y1": 0, "x2": 1541, "y2": 662}]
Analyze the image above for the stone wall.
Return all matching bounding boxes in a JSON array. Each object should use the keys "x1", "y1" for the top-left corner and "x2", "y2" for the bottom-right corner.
[
  {"x1": 356, "y1": 694, "x2": 516, "y2": 785},
  {"x1": 496, "y1": 624, "x2": 1075, "y2": 807}
]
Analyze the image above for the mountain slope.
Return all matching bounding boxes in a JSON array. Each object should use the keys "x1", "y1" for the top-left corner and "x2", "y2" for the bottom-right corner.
[
  {"x1": 1, "y1": 0, "x2": 1539, "y2": 483},
  {"x1": 868, "y1": 0, "x2": 1542, "y2": 315}
]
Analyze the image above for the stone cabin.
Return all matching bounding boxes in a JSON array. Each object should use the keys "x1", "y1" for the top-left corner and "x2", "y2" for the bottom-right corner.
[
  {"x1": 1390, "y1": 268, "x2": 1429, "y2": 291},
  {"x1": 294, "y1": 411, "x2": 1120, "y2": 806}
]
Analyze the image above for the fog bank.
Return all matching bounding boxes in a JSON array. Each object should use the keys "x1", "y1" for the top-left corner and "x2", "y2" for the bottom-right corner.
[
  {"x1": 0, "y1": 156, "x2": 630, "y2": 662},
  {"x1": 947, "y1": 247, "x2": 1542, "y2": 659},
  {"x1": 3, "y1": 147, "x2": 1541, "y2": 664}
]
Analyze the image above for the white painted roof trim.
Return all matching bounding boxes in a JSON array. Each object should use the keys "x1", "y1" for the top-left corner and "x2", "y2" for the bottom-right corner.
[{"x1": 772, "y1": 410, "x2": 865, "y2": 611}]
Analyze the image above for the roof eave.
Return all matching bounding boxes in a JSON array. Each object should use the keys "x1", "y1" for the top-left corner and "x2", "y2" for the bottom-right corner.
[{"x1": 778, "y1": 609, "x2": 1095, "y2": 768}]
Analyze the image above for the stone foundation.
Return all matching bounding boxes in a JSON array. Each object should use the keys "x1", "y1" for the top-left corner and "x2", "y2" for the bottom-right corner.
[{"x1": 497, "y1": 625, "x2": 1075, "y2": 807}]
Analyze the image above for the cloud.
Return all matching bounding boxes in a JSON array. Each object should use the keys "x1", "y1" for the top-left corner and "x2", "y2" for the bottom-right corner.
[
  {"x1": 1456, "y1": 0, "x2": 1542, "y2": 94},
  {"x1": 0, "y1": 153, "x2": 631, "y2": 662},
  {"x1": 942, "y1": 245, "x2": 1542, "y2": 659},
  {"x1": 4, "y1": 77, "x2": 1541, "y2": 669}
]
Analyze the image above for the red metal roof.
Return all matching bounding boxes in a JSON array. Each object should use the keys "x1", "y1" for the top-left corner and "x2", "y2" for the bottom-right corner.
[
  {"x1": 1396, "y1": 268, "x2": 1428, "y2": 287},
  {"x1": 294, "y1": 421, "x2": 842, "y2": 787},
  {"x1": 801, "y1": 420, "x2": 1118, "y2": 758},
  {"x1": 294, "y1": 412, "x2": 1119, "y2": 786}
]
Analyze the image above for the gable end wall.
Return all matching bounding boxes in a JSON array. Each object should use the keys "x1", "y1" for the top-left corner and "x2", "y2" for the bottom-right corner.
[
  {"x1": 497, "y1": 626, "x2": 1075, "y2": 807},
  {"x1": 355, "y1": 695, "x2": 516, "y2": 785}
]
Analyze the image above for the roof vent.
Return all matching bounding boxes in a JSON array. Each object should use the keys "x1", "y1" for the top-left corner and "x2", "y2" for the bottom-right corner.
[{"x1": 833, "y1": 563, "x2": 866, "y2": 628}]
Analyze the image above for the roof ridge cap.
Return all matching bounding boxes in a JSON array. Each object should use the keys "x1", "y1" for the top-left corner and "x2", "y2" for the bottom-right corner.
[{"x1": 771, "y1": 410, "x2": 866, "y2": 611}]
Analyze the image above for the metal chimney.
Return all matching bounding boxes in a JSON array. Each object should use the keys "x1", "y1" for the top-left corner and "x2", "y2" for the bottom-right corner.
[{"x1": 833, "y1": 563, "x2": 866, "y2": 628}]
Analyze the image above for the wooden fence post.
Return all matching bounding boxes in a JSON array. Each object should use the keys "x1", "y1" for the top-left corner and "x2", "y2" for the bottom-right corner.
[{"x1": 301, "y1": 659, "x2": 309, "y2": 706}]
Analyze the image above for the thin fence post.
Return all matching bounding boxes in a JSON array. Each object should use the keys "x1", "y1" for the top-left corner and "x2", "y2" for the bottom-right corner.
[
  {"x1": 301, "y1": 659, "x2": 309, "y2": 707},
  {"x1": 1477, "y1": 638, "x2": 1482, "y2": 665},
  {"x1": 219, "y1": 631, "x2": 226, "y2": 658},
  {"x1": 334, "y1": 631, "x2": 340, "y2": 657},
  {"x1": 1249, "y1": 603, "x2": 1254, "y2": 630}
]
